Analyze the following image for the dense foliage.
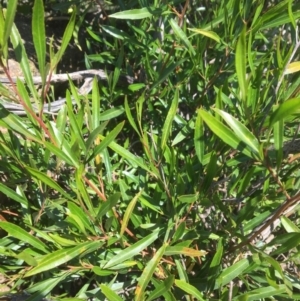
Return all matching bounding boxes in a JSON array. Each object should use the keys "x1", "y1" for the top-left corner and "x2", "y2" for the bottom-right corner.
[{"x1": 1, "y1": 0, "x2": 300, "y2": 300}]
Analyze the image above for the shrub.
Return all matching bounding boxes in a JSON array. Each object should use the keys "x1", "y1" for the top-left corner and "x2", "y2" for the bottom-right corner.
[{"x1": 0, "y1": 0, "x2": 300, "y2": 300}]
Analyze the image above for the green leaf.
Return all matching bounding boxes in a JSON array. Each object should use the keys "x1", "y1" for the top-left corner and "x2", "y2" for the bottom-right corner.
[
  {"x1": 52, "y1": 8, "x2": 76, "y2": 67},
  {"x1": 188, "y1": 28, "x2": 221, "y2": 43},
  {"x1": 146, "y1": 275, "x2": 174, "y2": 301},
  {"x1": 199, "y1": 110, "x2": 255, "y2": 159},
  {"x1": 101, "y1": 25, "x2": 128, "y2": 40},
  {"x1": 25, "y1": 273, "x2": 70, "y2": 301},
  {"x1": 109, "y1": 8, "x2": 153, "y2": 20},
  {"x1": 135, "y1": 243, "x2": 167, "y2": 301},
  {"x1": 194, "y1": 109, "x2": 204, "y2": 164},
  {"x1": 270, "y1": 233, "x2": 300, "y2": 255},
  {"x1": 0, "y1": 183, "x2": 28, "y2": 206},
  {"x1": 269, "y1": 98, "x2": 300, "y2": 127},
  {"x1": 66, "y1": 91, "x2": 86, "y2": 152},
  {"x1": 44, "y1": 141, "x2": 77, "y2": 166},
  {"x1": 103, "y1": 230, "x2": 160, "y2": 269},
  {"x1": 86, "y1": 121, "x2": 124, "y2": 164},
  {"x1": 120, "y1": 190, "x2": 143, "y2": 237},
  {"x1": 92, "y1": 76, "x2": 100, "y2": 130},
  {"x1": 2, "y1": 0, "x2": 17, "y2": 52},
  {"x1": 32, "y1": 0, "x2": 46, "y2": 81},
  {"x1": 101, "y1": 138, "x2": 157, "y2": 177},
  {"x1": 47, "y1": 121, "x2": 80, "y2": 168},
  {"x1": 207, "y1": 238, "x2": 223, "y2": 289},
  {"x1": 25, "y1": 166, "x2": 73, "y2": 200},
  {"x1": 85, "y1": 121, "x2": 108, "y2": 152},
  {"x1": 10, "y1": 24, "x2": 38, "y2": 99},
  {"x1": 100, "y1": 284, "x2": 123, "y2": 301},
  {"x1": 237, "y1": 285, "x2": 286, "y2": 301},
  {"x1": 25, "y1": 241, "x2": 102, "y2": 277},
  {"x1": 235, "y1": 26, "x2": 247, "y2": 102},
  {"x1": 273, "y1": 118, "x2": 284, "y2": 169},
  {"x1": 0, "y1": 221, "x2": 48, "y2": 253},
  {"x1": 287, "y1": 0, "x2": 296, "y2": 30},
  {"x1": 177, "y1": 193, "x2": 198, "y2": 204},
  {"x1": 125, "y1": 96, "x2": 140, "y2": 137},
  {"x1": 68, "y1": 202, "x2": 96, "y2": 235},
  {"x1": 99, "y1": 107, "x2": 125, "y2": 121},
  {"x1": 169, "y1": 19, "x2": 195, "y2": 56},
  {"x1": 161, "y1": 89, "x2": 179, "y2": 153},
  {"x1": 214, "y1": 108, "x2": 260, "y2": 155},
  {"x1": 281, "y1": 216, "x2": 300, "y2": 233},
  {"x1": 164, "y1": 246, "x2": 207, "y2": 257},
  {"x1": 175, "y1": 279, "x2": 205, "y2": 301},
  {"x1": 48, "y1": 234, "x2": 77, "y2": 247},
  {"x1": 0, "y1": 10, "x2": 5, "y2": 57},
  {"x1": 153, "y1": 59, "x2": 185, "y2": 90},
  {"x1": 97, "y1": 193, "x2": 121, "y2": 220},
  {"x1": 216, "y1": 258, "x2": 249, "y2": 288}
]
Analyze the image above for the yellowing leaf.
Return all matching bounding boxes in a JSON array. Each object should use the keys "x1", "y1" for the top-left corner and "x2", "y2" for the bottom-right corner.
[
  {"x1": 188, "y1": 28, "x2": 221, "y2": 43},
  {"x1": 165, "y1": 246, "x2": 207, "y2": 257},
  {"x1": 285, "y1": 61, "x2": 300, "y2": 74}
]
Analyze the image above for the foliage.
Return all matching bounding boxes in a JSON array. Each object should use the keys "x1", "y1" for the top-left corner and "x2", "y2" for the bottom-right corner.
[{"x1": 0, "y1": 0, "x2": 300, "y2": 300}]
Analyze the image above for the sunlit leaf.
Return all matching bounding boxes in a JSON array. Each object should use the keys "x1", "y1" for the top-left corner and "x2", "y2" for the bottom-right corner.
[
  {"x1": 109, "y1": 8, "x2": 154, "y2": 20},
  {"x1": 189, "y1": 28, "x2": 221, "y2": 43}
]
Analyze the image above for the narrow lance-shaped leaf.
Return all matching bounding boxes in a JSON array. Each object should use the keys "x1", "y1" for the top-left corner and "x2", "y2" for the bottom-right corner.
[
  {"x1": 125, "y1": 96, "x2": 141, "y2": 137},
  {"x1": 92, "y1": 76, "x2": 100, "y2": 130},
  {"x1": 25, "y1": 241, "x2": 102, "y2": 277},
  {"x1": 153, "y1": 59, "x2": 185, "y2": 90},
  {"x1": 213, "y1": 108, "x2": 260, "y2": 155},
  {"x1": 269, "y1": 98, "x2": 300, "y2": 127},
  {"x1": 188, "y1": 28, "x2": 221, "y2": 43},
  {"x1": 100, "y1": 284, "x2": 123, "y2": 301},
  {"x1": 0, "y1": 183, "x2": 28, "y2": 206},
  {"x1": 32, "y1": 0, "x2": 46, "y2": 82},
  {"x1": 194, "y1": 109, "x2": 204, "y2": 164},
  {"x1": 25, "y1": 166, "x2": 73, "y2": 200},
  {"x1": 161, "y1": 88, "x2": 179, "y2": 153},
  {"x1": 164, "y1": 246, "x2": 207, "y2": 257},
  {"x1": 52, "y1": 7, "x2": 76, "y2": 68},
  {"x1": 235, "y1": 26, "x2": 247, "y2": 103},
  {"x1": 288, "y1": 0, "x2": 296, "y2": 29},
  {"x1": 109, "y1": 8, "x2": 153, "y2": 20},
  {"x1": 238, "y1": 285, "x2": 286, "y2": 300},
  {"x1": 174, "y1": 280, "x2": 205, "y2": 301},
  {"x1": 199, "y1": 110, "x2": 255, "y2": 159},
  {"x1": 273, "y1": 119, "x2": 283, "y2": 169},
  {"x1": 104, "y1": 230, "x2": 160, "y2": 269},
  {"x1": 25, "y1": 273, "x2": 70, "y2": 301},
  {"x1": 85, "y1": 121, "x2": 124, "y2": 164},
  {"x1": 0, "y1": 221, "x2": 48, "y2": 253},
  {"x1": 99, "y1": 137, "x2": 158, "y2": 177},
  {"x1": 10, "y1": 24, "x2": 38, "y2": 99},
  {"x1": 284, "y1": 61, "x2": 300, "y2": 75},
  {"x1": 170, "y1": 19, "x2": 195, "y2": 55},
  {"x1": 120, "y1": 190, "x2": 143, "y2": 237},
  {"x1": 0, "y1": 9, "x2": 6, "y2": 57},
  {"x1": 0, "y1": 107, "x2": 43, "y2": 143},
  {"x1": 146, "y1": 275, "x2": 175, "y2": 301},
  {"x1": 216, "y1": 258, "x2": 249, "y2": 288},
  {"x1": 66, "y1": 91, "x2": 86, "y2": 152},
  {"x1": 135, "y1": 243, "x2": 167, "y2": 301},
  {"x1": 2, "y1": 0, "x2": 17, "y2": 52}
]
